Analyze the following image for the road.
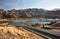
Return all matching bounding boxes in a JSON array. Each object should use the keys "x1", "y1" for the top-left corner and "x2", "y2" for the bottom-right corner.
[{"x1": 9, "y1": 22, "x2": 60, "y2": 39}]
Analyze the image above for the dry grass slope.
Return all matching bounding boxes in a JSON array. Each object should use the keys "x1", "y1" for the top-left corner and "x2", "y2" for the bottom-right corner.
[{"x1": 0, "y1": 25, "x2": 44, "y2": 39}]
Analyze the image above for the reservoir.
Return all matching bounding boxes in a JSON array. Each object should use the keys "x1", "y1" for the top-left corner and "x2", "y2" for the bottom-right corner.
[{"x1": 9, "y1": 19, "x2": 51, "y2": 26}]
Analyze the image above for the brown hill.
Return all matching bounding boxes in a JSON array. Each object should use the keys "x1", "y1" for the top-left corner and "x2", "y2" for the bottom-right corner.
[{"x1": 0, "y1": 8, "x2": 60, "y2": 19}]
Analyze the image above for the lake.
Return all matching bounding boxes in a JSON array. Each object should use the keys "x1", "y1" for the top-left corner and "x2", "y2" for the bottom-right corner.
[
  {"x1": 9, "y1": 19, "x2": 51, "y2": 26},
  {"x1": 25, "y1": 19, "x2": 51, "y2": 24}
]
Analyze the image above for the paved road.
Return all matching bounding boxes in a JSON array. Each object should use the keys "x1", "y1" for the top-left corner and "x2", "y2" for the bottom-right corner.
[
  {"x1": 9, "y1": 22, "x2": 60, "y2": 39},
  {"x1": 37, "y1": 29, "x2": 60, "y2": 37}
]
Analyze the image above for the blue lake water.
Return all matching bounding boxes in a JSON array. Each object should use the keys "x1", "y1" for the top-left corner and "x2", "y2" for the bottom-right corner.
[
  {"x1": 9, "y1": 19, "x2": 51, "y2": 26},
  {"x1": 26, "y1": 19, "x2": 51, "y2": 24}
]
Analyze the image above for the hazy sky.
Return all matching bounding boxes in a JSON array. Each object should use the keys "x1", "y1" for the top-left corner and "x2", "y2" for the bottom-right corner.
[{"x1": 0, "y1": 0, "x2": 60, "y2": 10}]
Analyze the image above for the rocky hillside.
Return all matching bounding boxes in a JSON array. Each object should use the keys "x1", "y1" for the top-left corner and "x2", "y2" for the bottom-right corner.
[{"x1": 0, "y1": 8, "x2": 60, "y2": 19}]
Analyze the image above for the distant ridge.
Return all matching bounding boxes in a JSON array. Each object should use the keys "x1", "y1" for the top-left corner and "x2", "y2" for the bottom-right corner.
[{"x1": 0, "y1": 8, "x2": 60, "y2": 19}]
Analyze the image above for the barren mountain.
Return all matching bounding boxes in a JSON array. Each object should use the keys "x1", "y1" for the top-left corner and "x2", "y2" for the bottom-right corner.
[{"x1": 0, "y1": 8, "x2": 60, "y2": 19}]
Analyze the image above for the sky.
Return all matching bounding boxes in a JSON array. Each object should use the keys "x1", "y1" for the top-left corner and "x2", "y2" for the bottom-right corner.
[{"x1": 0, "y1": 0, "x2": 60, "y2": 10}]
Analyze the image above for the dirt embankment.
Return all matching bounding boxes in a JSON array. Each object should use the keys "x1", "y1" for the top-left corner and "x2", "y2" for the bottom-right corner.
[{"x1": 0, "y1": 25, "x2": 44, "y2": 39}]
